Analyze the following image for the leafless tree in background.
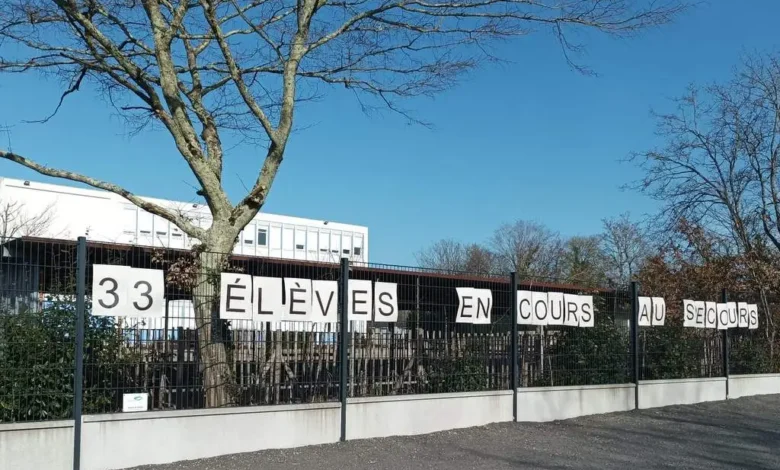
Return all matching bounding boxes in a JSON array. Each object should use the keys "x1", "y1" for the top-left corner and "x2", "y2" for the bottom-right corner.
[
  {"x1": 490, "y1": 220, "x2": 564, "y2": 279},
  {"x1": 633, "y1": 52, "x2": 780, "y2": 348},
  {"x1": 561, "y1": 235, "x2": 607, "y2": 287},
  {"x1": 0, "y1": 201, "x2": 55, "y2": 240},
  {"x1": 415, "y1": 239, "x2": 497, "y2": 274},
  {"x1": 601, "y1": 213, "x2": 650, "y2": 285},
  {"x1": 0, "y1": 0, "x2": 684, "y2": 406}
]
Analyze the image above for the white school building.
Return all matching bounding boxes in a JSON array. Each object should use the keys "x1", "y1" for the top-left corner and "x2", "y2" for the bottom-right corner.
[{"x1": 0, "y1": 176, "x2": 369, "y2": 263}]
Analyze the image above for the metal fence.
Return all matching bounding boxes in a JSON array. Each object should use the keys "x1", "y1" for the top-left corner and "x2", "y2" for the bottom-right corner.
[{"x1": 0, "y1": 237, "x2": 778, "y2": 424}]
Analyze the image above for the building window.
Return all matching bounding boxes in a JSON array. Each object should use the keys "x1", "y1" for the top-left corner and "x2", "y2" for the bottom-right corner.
[
  {"x1": 140, "y1": 230, "x2": 151, "y2": 235},
  {"x1": 296, "y1": 244, "x2": 305, "y2": 250},
  {"x1": 343, "y1": 249, "x2": 350, "y2": 255},
  {"x1": 257, "y1": 229, "x2": 268, "y2": 246},
  {"x1": 244, "y1": 239, "x2": 253, "y2": 245},
  {"x1": 172, "y1": 233, "x2": 183, "y2": 238},
  {"x1": 354, "y1": 247, "x2": 362, "y2": 256}
]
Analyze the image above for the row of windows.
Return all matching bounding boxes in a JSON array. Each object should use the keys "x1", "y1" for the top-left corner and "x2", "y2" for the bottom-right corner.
[{"x1": 242, "y1": 228, "x2": 363, "y2": 256}]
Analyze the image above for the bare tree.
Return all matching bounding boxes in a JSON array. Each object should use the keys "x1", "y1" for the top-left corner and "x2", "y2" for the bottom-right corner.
[
  {"x1": 601, "y1": 212, "x2": 650, "y2": 285},
  {"x1": 0, "y1": 201, "x2": 55, "y2": 240},
  {"x1": 632, "y1": 52, "x2": 780, "y2": 351},
  {"x1": 0, "y1": 0, "x2": 684, "y2": 406},
  {"x1": 415, "y1": 239, "x2": 497, "y2": 274},
  {"x1": 561, "y1": 235, "x2": 607, "y2": 287},
  {"x1": 490, "y1": 220, "x2": 564, "y2": 279}
]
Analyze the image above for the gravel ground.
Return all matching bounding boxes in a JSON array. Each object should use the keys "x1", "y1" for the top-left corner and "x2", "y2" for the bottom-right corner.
[{"x1": 132, "y1": 395, "x2": 780, "y2": 470}]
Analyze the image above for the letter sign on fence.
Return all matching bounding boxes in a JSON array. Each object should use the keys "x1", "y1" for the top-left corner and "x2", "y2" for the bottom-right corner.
[
  {"x1": 683, "y1": 299, "x2": 758, "y2": 330},
  {"x1": 651, "y1": 297, "x2": 666, "y2": 326},
  {"x1": 348, "y1": 280, "x2": 373, "y2": 322},
  {"x1": 547, "y1": 292, "x2": 565, "y2": 326},
  {"x1": 737, "y1": 303, "x2": 749, "y2": 328},
  {"x1": 717, "y1": 303, "x2": 729, "y2": 331},
  {"x1": 517, "y1": 290, "x2": 533, "y2": 325},
  {"x1": 374, "y1": 282, "x2": 398, "y2": 322},
  {"x1": 579, "y1": 295, "x2": 594, "y2": 328},
  {"x1": 456, "y1": 287, "x2": 476, "y2": 324},
  {"x1": 284, "y1": 278, "x2": 313, "y2": 321},
  {"x1": 92, "y1": 265, "x2": 165, "y2": 318},
  {"x1": 253, "y1": 276, "x2": 284, "y2": 322},
  {"x1": 563, "y1": 294, "x2": 580, "y2": 327},
  {"x1": 705, "y1": 301, "x2": 717, "y2": 329},
  {"x1": 531, "y1": 292, "x2": 548, "y2": 326},
  {"x1": 311, "y1": 280, "x2": 338, "y2": 323},
  {"x1": 727, "y1": 302, "x2": 739, "y2": 329},
  {"x1": 748, "y1": 304, "x2": 759, "y2": 330},
  {"x1": 92, "y1": 264, "x2": 130, "y2": 316},
  {"x1": 638, "y1": 297, "x2": 652, "y2": 327},
  {"x1": 683, "y1": 300, "x2": 696, "y2": 328},
  {"x1": 695, "y1": 301, "x2": 706, "y2": 328},
  {"x1": 473, "y1": 289, "x2": 492, "y2": 325},
  {"x1": 219, "y1": 273, "x2": 253, "y2": 321},
  {"x1": 457, "y1": 287, "x2": 491, "y2": 324}
]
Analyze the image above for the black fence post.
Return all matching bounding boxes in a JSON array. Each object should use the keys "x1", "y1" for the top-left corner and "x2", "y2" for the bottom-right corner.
[
  {"x1": 339, "y1": 257, "x2": 350, "y2": 442},
  {"x1": 72, "y1": 236, "x2": 86, "y2": 470},
  {"x1": 722, "y1": 288, "x2": 729, "y2": 398},
  {"x1": 510, "y1": 272, "x2": 518, "y2": 421},
  {"x1": 630, "y1": 281, "x2": 640, "y2": 410}
]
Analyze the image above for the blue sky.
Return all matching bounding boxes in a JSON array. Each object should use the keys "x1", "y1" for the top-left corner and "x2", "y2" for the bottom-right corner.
[{"x1": 1, "y1": 2, "x2": 779, "y2": 265}]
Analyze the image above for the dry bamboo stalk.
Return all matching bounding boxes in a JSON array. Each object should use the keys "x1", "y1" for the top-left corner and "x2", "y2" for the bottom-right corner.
[{"x1": 274, "y1": 330, "x2": 281, "y2": 404}]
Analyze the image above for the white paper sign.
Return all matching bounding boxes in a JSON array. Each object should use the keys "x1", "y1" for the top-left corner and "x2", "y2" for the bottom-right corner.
[
  {"x1": 651, "y1": 297, "x2": 666, "y2": 326},
  {"x1": 726, "y1": 302, "x2": 738, "y2": 329},
  {"x1": 348, "y1": 280, "x2": 373, "y2": 321},
  {"x1": 456, "y1": 287, "x2": 476, "y2": 323},
  {"x1": 563, "y1": 294, "x2": 580, "y2": 327},
  {"x1": 472, "y1": 289, "x2": 492, "y2": 325},
  {"x1": 122, "y1": 393, "x2": 148, "y2": 413},
  {"x1": 517, "y1": 290, "x2": 533, "y2": 325},
  {"x1": 284, "y1": 278, "x2": 312, "y2": 321},
  {"x1": 311, "y1": 280, "x2": 338, "y2": 323},
  {"x1": 704, "y1": 301, "x2": 717, "y2": 329},
  {"x1": 531, "y1": 291, "x2": 549, "y2": 326},
  {"x1": 127, "y1": 268, "x2": 165, "y2": 318},
  {"x1": 748, "y1": 304, "x2": 759, "y2": 330},
  {"x1": 374, "y1": 282, "x2": 398, "y2": 322},
  {"x1": 253, "y1": 276, "x2": 284, "y2": 322},
  {"x1": 579, "y1": 295, "x2": 594, "y2": 328},
  {"x1": 683, "y1": 300, "x2": 696, "y2": 328},
  {"x1": 638, "y1": 297, "x2": 652, "y2": 327},
  {"x1": 547, "y1": 292, "x2": 565, "y2": 326},
  {"x1": 219, "y1": 273, "x2": 253, "y2": 321},
  {"x1": 92, "y1": 264, "x2": 131, "y2": 316},
  {"x1": 737, "y1": 302, "x2": 749, "y2": 328},
  {"x1": 716, "y1": 303, "x2": 729, "y2": 330}
]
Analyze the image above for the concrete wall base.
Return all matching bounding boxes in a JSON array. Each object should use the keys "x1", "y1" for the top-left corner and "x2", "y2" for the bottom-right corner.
[
  {"x1": 516, "y1": 384, "x2": 635, "y2": 422},
  {"x1": 346, "y1": 390, "x2": 513, "y2": 440},
  {"x1": 0, "y1": 420, "x2": 73, "y2": 470},
  {"x1": 728, "y1": 374, "x2": 780, "y2": 399},
  {"x1": 637, "y1": 377, "x2": 726, "y2": 409},
  {"x1": 82, "y1": 403, "x2": 340, "y2": 470}
]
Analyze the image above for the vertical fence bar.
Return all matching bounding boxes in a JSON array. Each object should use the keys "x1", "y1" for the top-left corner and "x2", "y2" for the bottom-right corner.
[
  {"x1": 510, "y1": 272, "x2": 518, "y2": 421},
  {"x1": 72, "y1": 236, "x2": 87, "y2": 470},
  {"x1": 630, "y1": 281, "x2": 640, "y2": 410},
  {"x1": 722, "y1": 288, "x2": 729, "y2": 398},
  {"x1": 339, "y1": 257, "x2": 350, "y2": 442}
]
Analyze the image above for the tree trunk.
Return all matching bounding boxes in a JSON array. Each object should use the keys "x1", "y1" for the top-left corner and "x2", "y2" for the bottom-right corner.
[{"x1": 194, "y1": 241, "x2": 237, "y2": 408}]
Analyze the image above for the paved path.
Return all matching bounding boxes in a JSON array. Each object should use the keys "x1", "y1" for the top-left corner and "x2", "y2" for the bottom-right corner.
[{"x1": 133, "y1": 395, "x2": 780, "y2": 470}]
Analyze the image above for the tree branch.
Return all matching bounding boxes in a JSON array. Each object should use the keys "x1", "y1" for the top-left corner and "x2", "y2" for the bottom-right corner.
[{"x1": 0, "y1": 149, "x2": 206, "y2": 239}]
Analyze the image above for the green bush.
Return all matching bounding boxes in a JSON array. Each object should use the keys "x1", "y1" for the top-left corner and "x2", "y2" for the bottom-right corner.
[
  {"x1": 0, "y1": 298, "x2": 138, "y2": 422},
  {"x1": 537, "y1": 318, "x2": 631, "y2": 386}
]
